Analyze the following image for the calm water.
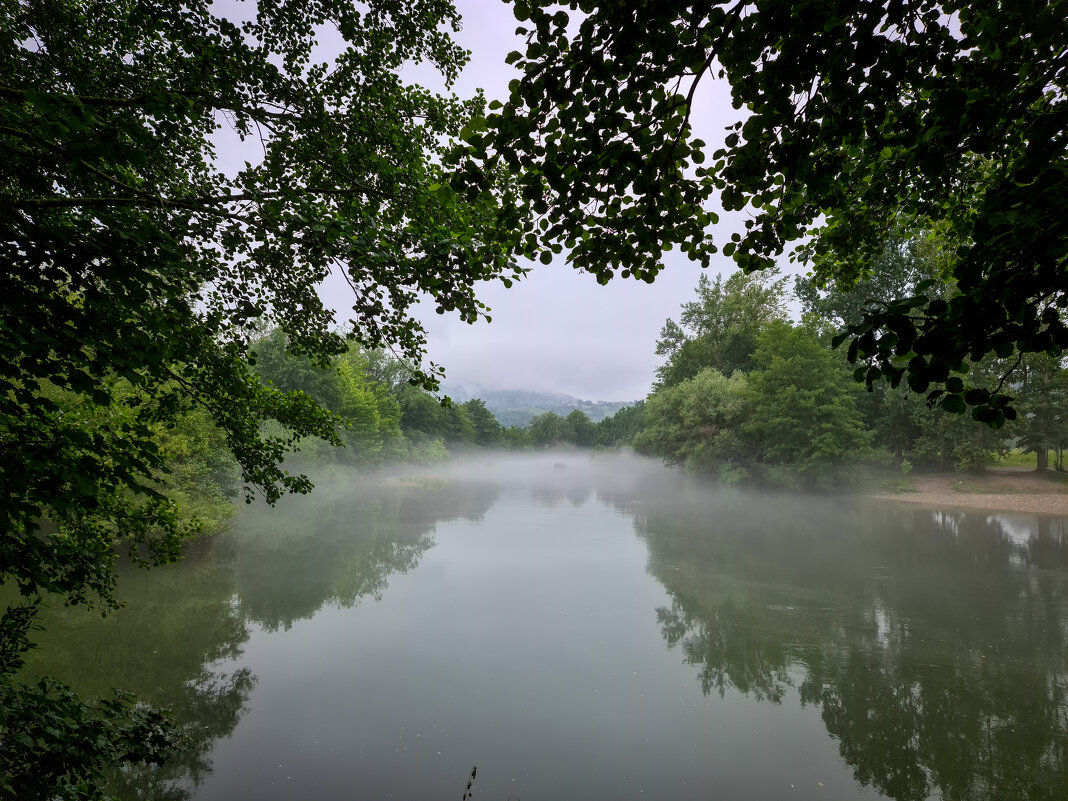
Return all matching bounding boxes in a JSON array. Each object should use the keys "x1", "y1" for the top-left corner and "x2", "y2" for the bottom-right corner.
[{"x1": 21, "y1": 454, "x2": 1068, "y2": 800}]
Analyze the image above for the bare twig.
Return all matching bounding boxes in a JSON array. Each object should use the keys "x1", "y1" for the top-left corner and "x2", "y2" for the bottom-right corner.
[{"x1": 461, "y1": 765, "x2": 477, "y2": 801}]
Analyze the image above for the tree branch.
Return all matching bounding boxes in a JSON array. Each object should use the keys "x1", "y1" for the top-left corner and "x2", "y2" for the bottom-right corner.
[{"x1": 10, "y1": 184, "x2": 395, "y2": 211}]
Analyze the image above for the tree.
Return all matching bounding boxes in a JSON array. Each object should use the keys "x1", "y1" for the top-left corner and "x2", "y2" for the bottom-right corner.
[
  {"x1": 335, "y1": 347, "x2": 407, "y2": 463},
  {"x1": 476, "y1": 0, "x2": 1067, "y2": 424},
  {"x1": 1, "y1": 0, "x2": 517, "y2": 792},
  {"x1": 655, "y1": 269, "x2": 788, "y2": 387},
  {"x1": 1012, "y1": 354, "x2": 1068, "y2": 470},
  {"x1": 439, "y1": 402, "x2": 478, "y2": 446},
  {"x1": 744, "y1": 322, "x2": 871, "y2": 479},
  {"x1": 594, "y1": 401, "x2": 646, "y2": 448},
  {"x1": 564, "y1": 409, "x2": 597, "y2": 447},
  {"x1": 252, "y1": 329, "x2": 410, "y2": 464},
  {"x1": 462, "y1": 398, "x2": 504, "y2": 446},
  {"x1": 795, "y1": 229, "x2": 943, "y2": 331},
  {"x1": 633, "y1": 368, "x2": 749, "y2": 477},
  {"x1": 501, "y1": 424, "x2": 534, "y2": 449},
  {"x1": 528, "y1": 411, "x2": 568, "y2": 447}
]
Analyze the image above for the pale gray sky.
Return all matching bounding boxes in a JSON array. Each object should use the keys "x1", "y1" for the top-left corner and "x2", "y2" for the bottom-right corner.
[{"x1": 225, "y1": 0, "x2": 803, "y2": 401}]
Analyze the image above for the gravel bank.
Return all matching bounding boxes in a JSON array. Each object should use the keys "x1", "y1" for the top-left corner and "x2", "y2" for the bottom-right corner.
[{"x1": 868, "y1": 468, "x2": 1068, "y2": 516}]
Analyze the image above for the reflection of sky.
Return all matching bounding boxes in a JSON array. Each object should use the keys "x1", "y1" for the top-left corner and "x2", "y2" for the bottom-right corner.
[
  {"x1": 196, "y1": 487, "x2": 881, "y2": 801},
  {"x1": 988, "y1": 512, "x2": 1040, "y2": 546},
  {"x1": 930, "y1": 510, "x2": 960, "y2": 535},
  {"x1": 931, "y1": 509, "x2": 1049, "y2": 547},
  {"x1": 24, "y1": 455, "x2": 1068, "y2": 800}
]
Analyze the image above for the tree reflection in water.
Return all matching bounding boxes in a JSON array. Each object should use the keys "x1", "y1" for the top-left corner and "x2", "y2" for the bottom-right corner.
[
  {"x1": 19, "y1": 474, "x2": 499, "y2": 800},
  {"x1": 20, "y1": 457, "x2": 1068, "y2": 800},
  {"x1": 618, "y1": 486, "x2": 1068, "y2": 801}
]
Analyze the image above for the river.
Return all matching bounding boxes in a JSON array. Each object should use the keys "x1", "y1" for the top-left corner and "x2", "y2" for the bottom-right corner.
[{"x1": 20, "y1": 453, "x2": 1068, "y2": 800}]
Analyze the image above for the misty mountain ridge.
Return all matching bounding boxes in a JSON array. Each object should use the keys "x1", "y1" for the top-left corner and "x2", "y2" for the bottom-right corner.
[{"x1": 441, "y1": 384, "x2": 638, "y2": 427}]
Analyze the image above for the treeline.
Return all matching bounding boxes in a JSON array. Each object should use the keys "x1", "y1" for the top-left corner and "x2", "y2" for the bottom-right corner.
[
  {"x1": 595, "y1": 233, "x2": 1068, "y2": 486},
  {"x1": 518, "y1": 405, "x2": 642, "y2": 449},
  {"x1": 249, "y1": 327, "x2": 546, "y2": 462},
  {"x1": 254, "y1": 328, "x2": 647, "y2": 457},
  {"x1": 150, "y1": 328, "x2": 652, "y2": 537},
  {"x1": 124, "y1": 331, "x2": 521, "y2": 541}
]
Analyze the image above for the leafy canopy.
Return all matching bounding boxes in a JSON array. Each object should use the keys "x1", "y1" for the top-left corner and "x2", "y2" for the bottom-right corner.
[
  {"x1": 1, "y1": 0, "x2": 517, "y2": 791},
  {"x1": 1, "y1": 0, "x2": 518, "y2": 606},
  {"x1": 655, "y1": 269, "x2": 788, "y2": 387},
  {"x1": 474, "y1": 0, "x2": 1067, "y2": 425}
]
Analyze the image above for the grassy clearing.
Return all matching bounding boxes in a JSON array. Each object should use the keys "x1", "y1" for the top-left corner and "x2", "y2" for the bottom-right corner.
[{"x1": 991, "y1": 450, "x2": 1038, "y2": 468}]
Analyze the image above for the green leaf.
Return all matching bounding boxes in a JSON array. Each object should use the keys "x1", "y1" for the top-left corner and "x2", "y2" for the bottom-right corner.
[
  {"x1": 993, "y1": 341, "x2": 1014, "y2": 358},
  {"x1": 942, "y1": 393, "x2": 966, "y2": 414}
]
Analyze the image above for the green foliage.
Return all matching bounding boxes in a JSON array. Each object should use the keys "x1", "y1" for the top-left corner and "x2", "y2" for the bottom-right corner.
[
  {"x1": 410, "y1": 438, "x2": 450, "y2": 464},
  {"x1": 1011, "y1": 353, "x2": 1068, "y2": 470},
  {"x1": 635, "y1": 264, "x2": 1055, "y2": 481},
  {"x1": 656, "y1": 271, "x2": 788, "y2": 388},
  {"x1": 744, "y1": 323, "x2": 871, "y2": 477},
  {"x1": 500, "y1": 424, "x2": 533, "y2": 449},
  {"x1": 564, "y1": 410, "x2": 597, "y2": 447},
  {"x1": 796, "y1": 229, "x2": 944, "y2": 330},
  {"x1": 796, "y1": 234, "x2": 1041, "y2": 472},
  {"x1": 0, "y1": 675, "x2": 187, "y2": 801},
  {"x1": 253, "y1": 328, "x2": 516, "y2": 459},
  {"x1": 1, "y1": 0, "x2": 518, "y2": 791},
  {"x1": 528, "y1": 411, "x2": 568, "y2": 447},
  {"x1": 254, "y1": 330, "x2": 411, "y2": 466},
  {"x1": 594, "y1": 402, "x2": 646, "y2": 448},
  {"x1": 153, "y1": 404, "x2": 238, "y2": 533},
  {"x1": 396, "y1": 386, "x2": 480, "y2": 450},
  {"x1": 462, "y1": 399, "x2": 504, "y2": 446},
  {"x1": 336, "y1": 350, "x2": 407, "y2": 463},
  {"x1": 525, "y1": 409, "x2": 601, "y2": 448},
  {"x1": 1, "y1": 602, "x2": 187, "y2": 801},
  {"x1": 480, "y1": 0, "x2": 1068, "y2": 420},
  {"x1": 637, "y1": 280, "x2": 882, "y2": 483},
  {"x1": 634, "y1": 369, "x2": 749, "y2": 473}
]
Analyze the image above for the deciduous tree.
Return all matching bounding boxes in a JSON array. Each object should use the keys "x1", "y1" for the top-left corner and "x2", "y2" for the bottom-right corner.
[
  {"x1": 1, "y1": 0, "x2": 516, "y2": 791},
  {"x1": 656, "y1": 269, "x2": 788, "y2": 388},
  {"x1": 744, "y1": 322, "x2": 871, "y2": 478},
  {"x1": 477, "y1": 0, "x2": 1067, "y2": 424}
]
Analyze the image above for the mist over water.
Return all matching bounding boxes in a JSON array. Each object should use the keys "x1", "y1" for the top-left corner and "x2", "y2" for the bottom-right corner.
[{"x1": 22, "y1": 453, "x2": 1068, "y2": 800}]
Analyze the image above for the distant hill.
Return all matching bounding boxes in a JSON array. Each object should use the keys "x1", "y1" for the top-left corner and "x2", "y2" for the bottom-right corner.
[{"x1": 442, "y1": 386, "x2": 638, "y2": 428}]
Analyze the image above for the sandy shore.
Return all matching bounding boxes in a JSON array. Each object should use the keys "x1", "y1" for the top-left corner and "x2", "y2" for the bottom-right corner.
[{"x1": 868, "y1": 467, "x2": 1068, "y2": 516}]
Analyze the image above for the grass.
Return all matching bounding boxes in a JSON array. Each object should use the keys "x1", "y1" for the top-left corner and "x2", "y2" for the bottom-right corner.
[
  {"x1": 951, "y1": 480, "x2": 1017, "y2": 494},
  {"x1": 991, "y1": 449, "x2": 1038, "y2": 468},
  {"x1": 873, "y1": 475, "x2": 918, "y2": 493}
]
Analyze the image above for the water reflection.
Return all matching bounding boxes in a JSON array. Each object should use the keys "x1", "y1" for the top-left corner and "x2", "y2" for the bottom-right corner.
[
  {"x1": 20, "y1": 474, "x2": 498, "y2": 800},
  {"x1": 618, "y1": 486, "x2": 1068, "y2": 801},
  {"x1": 15, "y1": 456, "x2": 1068, "y2": 800}
]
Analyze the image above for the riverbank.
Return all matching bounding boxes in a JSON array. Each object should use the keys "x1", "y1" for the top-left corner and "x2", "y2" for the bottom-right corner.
[{"x1": 868, "y1": 466, "x2": 1068, "y2": 515}]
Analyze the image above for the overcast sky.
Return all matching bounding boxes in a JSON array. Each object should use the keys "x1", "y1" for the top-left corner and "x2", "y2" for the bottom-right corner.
[{"x1": 310, "y1": 1, "x2": 805, "y2": 402}]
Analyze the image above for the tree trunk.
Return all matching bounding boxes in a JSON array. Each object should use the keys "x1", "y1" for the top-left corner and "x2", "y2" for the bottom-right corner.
[{"x1": 1037, "y1": 448, "x2": 1049, "y2": 471}]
